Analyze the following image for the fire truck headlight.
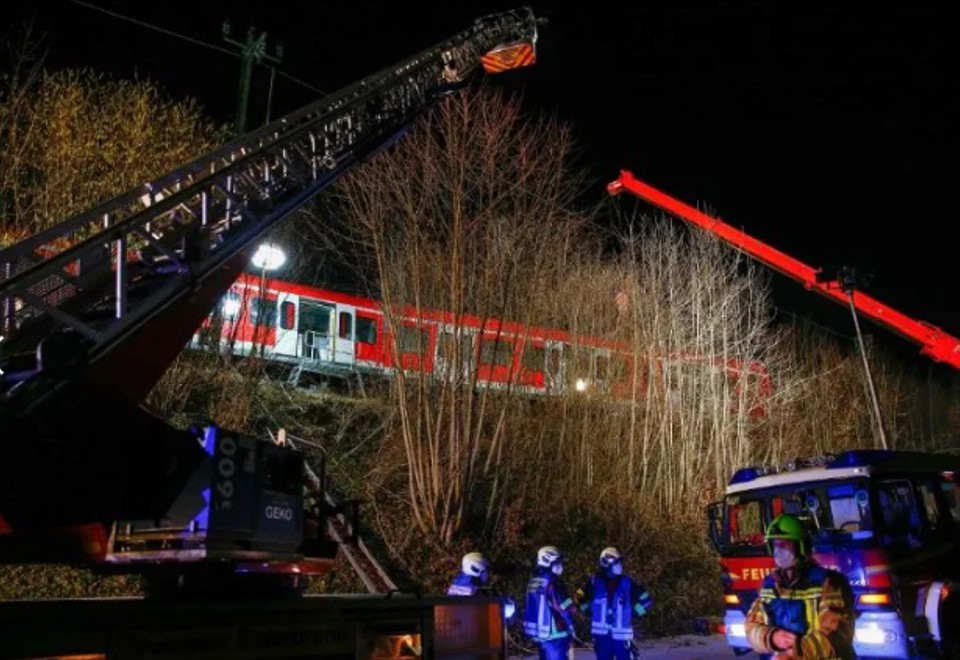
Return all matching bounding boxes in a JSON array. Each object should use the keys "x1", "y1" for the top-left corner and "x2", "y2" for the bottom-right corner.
[
  {"x1": 855, "y1": 622, "x2": 897, "y2": 645},
  {"x1": 504, "y1": 598, "x2": 516, "y2": 620},
  {"x1": 728, "y1": 623, "x2": 746, "y2": 638}
]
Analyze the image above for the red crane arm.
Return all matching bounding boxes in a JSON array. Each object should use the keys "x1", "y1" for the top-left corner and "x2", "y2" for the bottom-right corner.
[{"x1": 608, "y1": 170, "x2": 960, "y2": 370}]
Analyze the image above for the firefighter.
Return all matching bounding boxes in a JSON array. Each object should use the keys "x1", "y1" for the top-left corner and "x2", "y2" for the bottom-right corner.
[
  {"x1": 524, "y1": 545, "x2": 579, "y2": 660},
  {"x1": 575, "y1": 547, "x2": 653, "y2": 660},
  {"x1": 745, "y1": 514, "x2": 856, "y2": 660},
  {"x1": 448, "y1": 551, "x2": 517, "y2": 620},
  {"x1": 448, "y1": 552, "x2": 491, "y2": 596}
]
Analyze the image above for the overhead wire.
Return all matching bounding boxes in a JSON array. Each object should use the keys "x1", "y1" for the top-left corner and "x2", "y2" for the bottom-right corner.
[{"x1": 66, "y1": 0, "x2": 325, "y2": 94}]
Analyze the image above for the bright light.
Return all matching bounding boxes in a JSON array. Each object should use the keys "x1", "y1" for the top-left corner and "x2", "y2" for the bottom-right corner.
[
  {"x1": 504, "y1": 598, "x2": 516, "y2": 620},
  {"x1": 727, "y1": 624, "x2": 746, "y2": 638},
  {"x1": 575, "y1": 378, "x2": 588, "y2": 392},
  {"x1": 855, "y1": 623, "x2": 888, "y2": 645},
  {"x1": 251, "y1": 244, "x2": 287, "y2": 271}
]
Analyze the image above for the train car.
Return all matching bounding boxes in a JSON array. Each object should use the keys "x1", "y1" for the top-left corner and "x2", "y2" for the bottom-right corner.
[{"x1": 193, "y1": 273, "x2": 774, "y2": 415}]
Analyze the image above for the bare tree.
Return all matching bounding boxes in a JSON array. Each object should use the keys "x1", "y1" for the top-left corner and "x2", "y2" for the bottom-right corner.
[{"x1": 327, "y1": 86, "x2": 592, "y2": 544}]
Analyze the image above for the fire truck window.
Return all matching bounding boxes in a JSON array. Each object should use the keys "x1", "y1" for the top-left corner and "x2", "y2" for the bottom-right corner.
[
  {"x1": 356, "y1": 316, "x2": 377, "y2": 345},
  {"x1": 917, "y1": 481, "x2": 944, "y2": 531},
  {"x1": 826, "y1": 484, "x2": 871, "y2": 533},
  {"x1": 876, "y1": 480, "x2": 922, "y2": 548},
  {"x1": 728, "y1": 499, "x2": 765, "y2": 545},
  {"x1": 250, "y1": 297, "x2": 277, "y2": 327},
  {"x1": 940, "y1": 478, "x2": 960, "y2": 523}
]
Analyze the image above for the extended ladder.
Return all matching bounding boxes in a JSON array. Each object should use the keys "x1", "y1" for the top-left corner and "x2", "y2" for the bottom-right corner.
[{"x1": 0, "y1": 8, "x2": 539, "y2": 410}]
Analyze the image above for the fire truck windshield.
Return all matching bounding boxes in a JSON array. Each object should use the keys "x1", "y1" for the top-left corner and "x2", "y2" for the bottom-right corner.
[{"x1": 722, "y1": 478, "x2": 874, "y2": 555}]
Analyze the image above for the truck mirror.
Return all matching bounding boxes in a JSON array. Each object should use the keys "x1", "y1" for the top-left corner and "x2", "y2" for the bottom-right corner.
[{"x1": 706, "y1": 501, "x2": 724, "y2": 551}]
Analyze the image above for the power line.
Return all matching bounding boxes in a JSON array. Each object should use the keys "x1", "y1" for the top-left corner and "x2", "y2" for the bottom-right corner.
[
  {"x1": 65, "y1": 0, "x2": 324, "y2": 94},
  {"x1": 67, "y1": 0, "x2": 236, "y2": 57}
]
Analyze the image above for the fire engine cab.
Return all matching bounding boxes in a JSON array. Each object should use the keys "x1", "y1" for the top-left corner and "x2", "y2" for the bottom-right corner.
[{"x1": 707, "y1": 450, "x2": 960, "y2": 660}]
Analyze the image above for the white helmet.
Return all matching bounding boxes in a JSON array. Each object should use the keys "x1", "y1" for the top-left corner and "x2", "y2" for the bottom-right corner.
[
  {"x1": 600, "y1": 546, "x2": 622, "y2": 568},
  {"x1": 462, "y1": 552, "x2": 489, "y2": 577},
  {"x1": 537, "y1": 545, "x2": 562, "y2": 568}
]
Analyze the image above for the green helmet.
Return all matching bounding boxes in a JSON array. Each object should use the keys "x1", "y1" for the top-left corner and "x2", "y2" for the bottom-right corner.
[{"x1": 765, "y1": 514, "x2": 808, "y2": 556}]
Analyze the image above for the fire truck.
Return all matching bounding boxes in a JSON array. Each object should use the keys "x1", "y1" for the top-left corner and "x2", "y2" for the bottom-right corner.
[
  {"x1": 706, "y1": 451, "x2": 960, "y2": 660},
  {"x1": 607, "y1": 174, "x2": 960, "y2": 659},
  {"x1": 0, "y1": 7, "x2": 540, "y2": 658}
]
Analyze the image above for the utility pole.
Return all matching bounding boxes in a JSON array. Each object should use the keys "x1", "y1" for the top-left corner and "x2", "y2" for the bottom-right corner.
[{"x1": 222, "y1": 22, "x2": 283, "y2": 135}]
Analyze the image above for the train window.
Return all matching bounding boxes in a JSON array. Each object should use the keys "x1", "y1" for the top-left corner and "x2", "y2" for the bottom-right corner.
[
  {"x1": 339, "y1": 311, "x2": 353, "y2": 340},
  {"x1": 356, "y1": 316, "x2": 377, "y2": 344},
  {"x1": 400, "y1": 325, "x2": 430, "y2": 355},
  {"x1": 459, "y1": 333, "x2": 475, "y2": 364},
  {"x1": 299, "y1": 303, "x2": 332, "y2": 335},
  {"x1": 547, "y1": 347, "x2": 562, "y2": 377},
  {"x1": 480, "y1": 339, "x2": 514, "y2": 367},
  {"x1": 521, "y1": 344, "x2": 545, "y2": 371},
  {"x1": 280, "y1": 301, "x2": 295, "y2": 330},
  {"x1": 221, "y1": 291, "x2": 241, "y2": 320},
  {"x1": 609, "y1": 356, "x2": 629, "y2": 382},
  {"x1": 594, "y1": 354, "x2": 609, "y2": 379},
  {"x1": 438, "y1": 331, "x2": 455, "y2": 362},
  {"x1": 250, "y1": 297, "x2": 277, "y2": 327}
]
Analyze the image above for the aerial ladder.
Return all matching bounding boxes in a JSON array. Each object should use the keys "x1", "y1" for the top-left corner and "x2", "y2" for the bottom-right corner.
[
  {"x1": 0, "y1": 6, "x2": 541, "y2": 578},
  {"x1": 608, "y1": 170, "x2": 960, "y2": 371}
]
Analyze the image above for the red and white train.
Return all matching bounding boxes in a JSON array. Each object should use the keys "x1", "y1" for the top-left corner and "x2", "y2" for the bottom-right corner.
[{"x1": 194, "y1": 273, "x2": 775, "y2": 416}]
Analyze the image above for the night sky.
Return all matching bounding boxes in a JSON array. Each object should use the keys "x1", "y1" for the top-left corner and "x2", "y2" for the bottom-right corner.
[{"x1": 3, "y1": 2, "x2": 957, "y2": 367}]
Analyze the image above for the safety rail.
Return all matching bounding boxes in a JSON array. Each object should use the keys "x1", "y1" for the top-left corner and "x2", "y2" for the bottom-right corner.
[{"x1": 272, "y1": 429, "x2": 398, "y2": 594}]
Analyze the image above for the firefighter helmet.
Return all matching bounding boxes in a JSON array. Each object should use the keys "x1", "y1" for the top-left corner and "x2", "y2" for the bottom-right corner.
[
  {"x1": 537, "y1": 545, "x2": 562, "y2": 568},
  {"x1": 600, "y1": 546, "x2": 622, "y2": 568},
  {"x1": 765, "y1": 514, "x2": 809, "y2": 556},
  {"x1": 462, "y1": 552, "x2": 489, "y2": 578}
]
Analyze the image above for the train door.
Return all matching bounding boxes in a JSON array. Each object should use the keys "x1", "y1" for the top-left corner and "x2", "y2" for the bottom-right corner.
[
  {"x1": 545, "y1": 341, "x2": 564, "y2": 394},
  {"x1": 334, "y1": 306, "x2": 356, "y2": 366},
  {"x1": 273, "y1": 293, "x2": 299, "y2": 358},
  {"x1": 435, "y1": 326, "x2": 476, "y2": 383},
  {"x1": 298, "y1": 299, "x2": 335, "y2": 363},
  {"x1": 354, "y1": 310, "x2": 383, "y2": 366}
]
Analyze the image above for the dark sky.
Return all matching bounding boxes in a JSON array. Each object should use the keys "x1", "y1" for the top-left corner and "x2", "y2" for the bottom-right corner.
[{"x1": 3, "y1": 1, "x2": 958, "y2": 366}]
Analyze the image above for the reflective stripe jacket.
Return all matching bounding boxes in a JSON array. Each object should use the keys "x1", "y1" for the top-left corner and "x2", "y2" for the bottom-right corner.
[
  {"x1": 524, "y1": 567, "x2": 577, "y2": 641},
  {"x1": 447, "y1": 572, "x2": 482, "y2": 596},
  {"x1": 745, "y1": 560, "x2": 855, "y2": 660},
  {"x1": 576, "y1": 573, "x2": 653, "y2": 641}
]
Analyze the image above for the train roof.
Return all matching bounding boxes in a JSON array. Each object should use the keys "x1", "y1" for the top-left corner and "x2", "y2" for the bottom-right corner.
[{"x1": 725, "y1": 449, "x2": 960, "y2": 495}]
